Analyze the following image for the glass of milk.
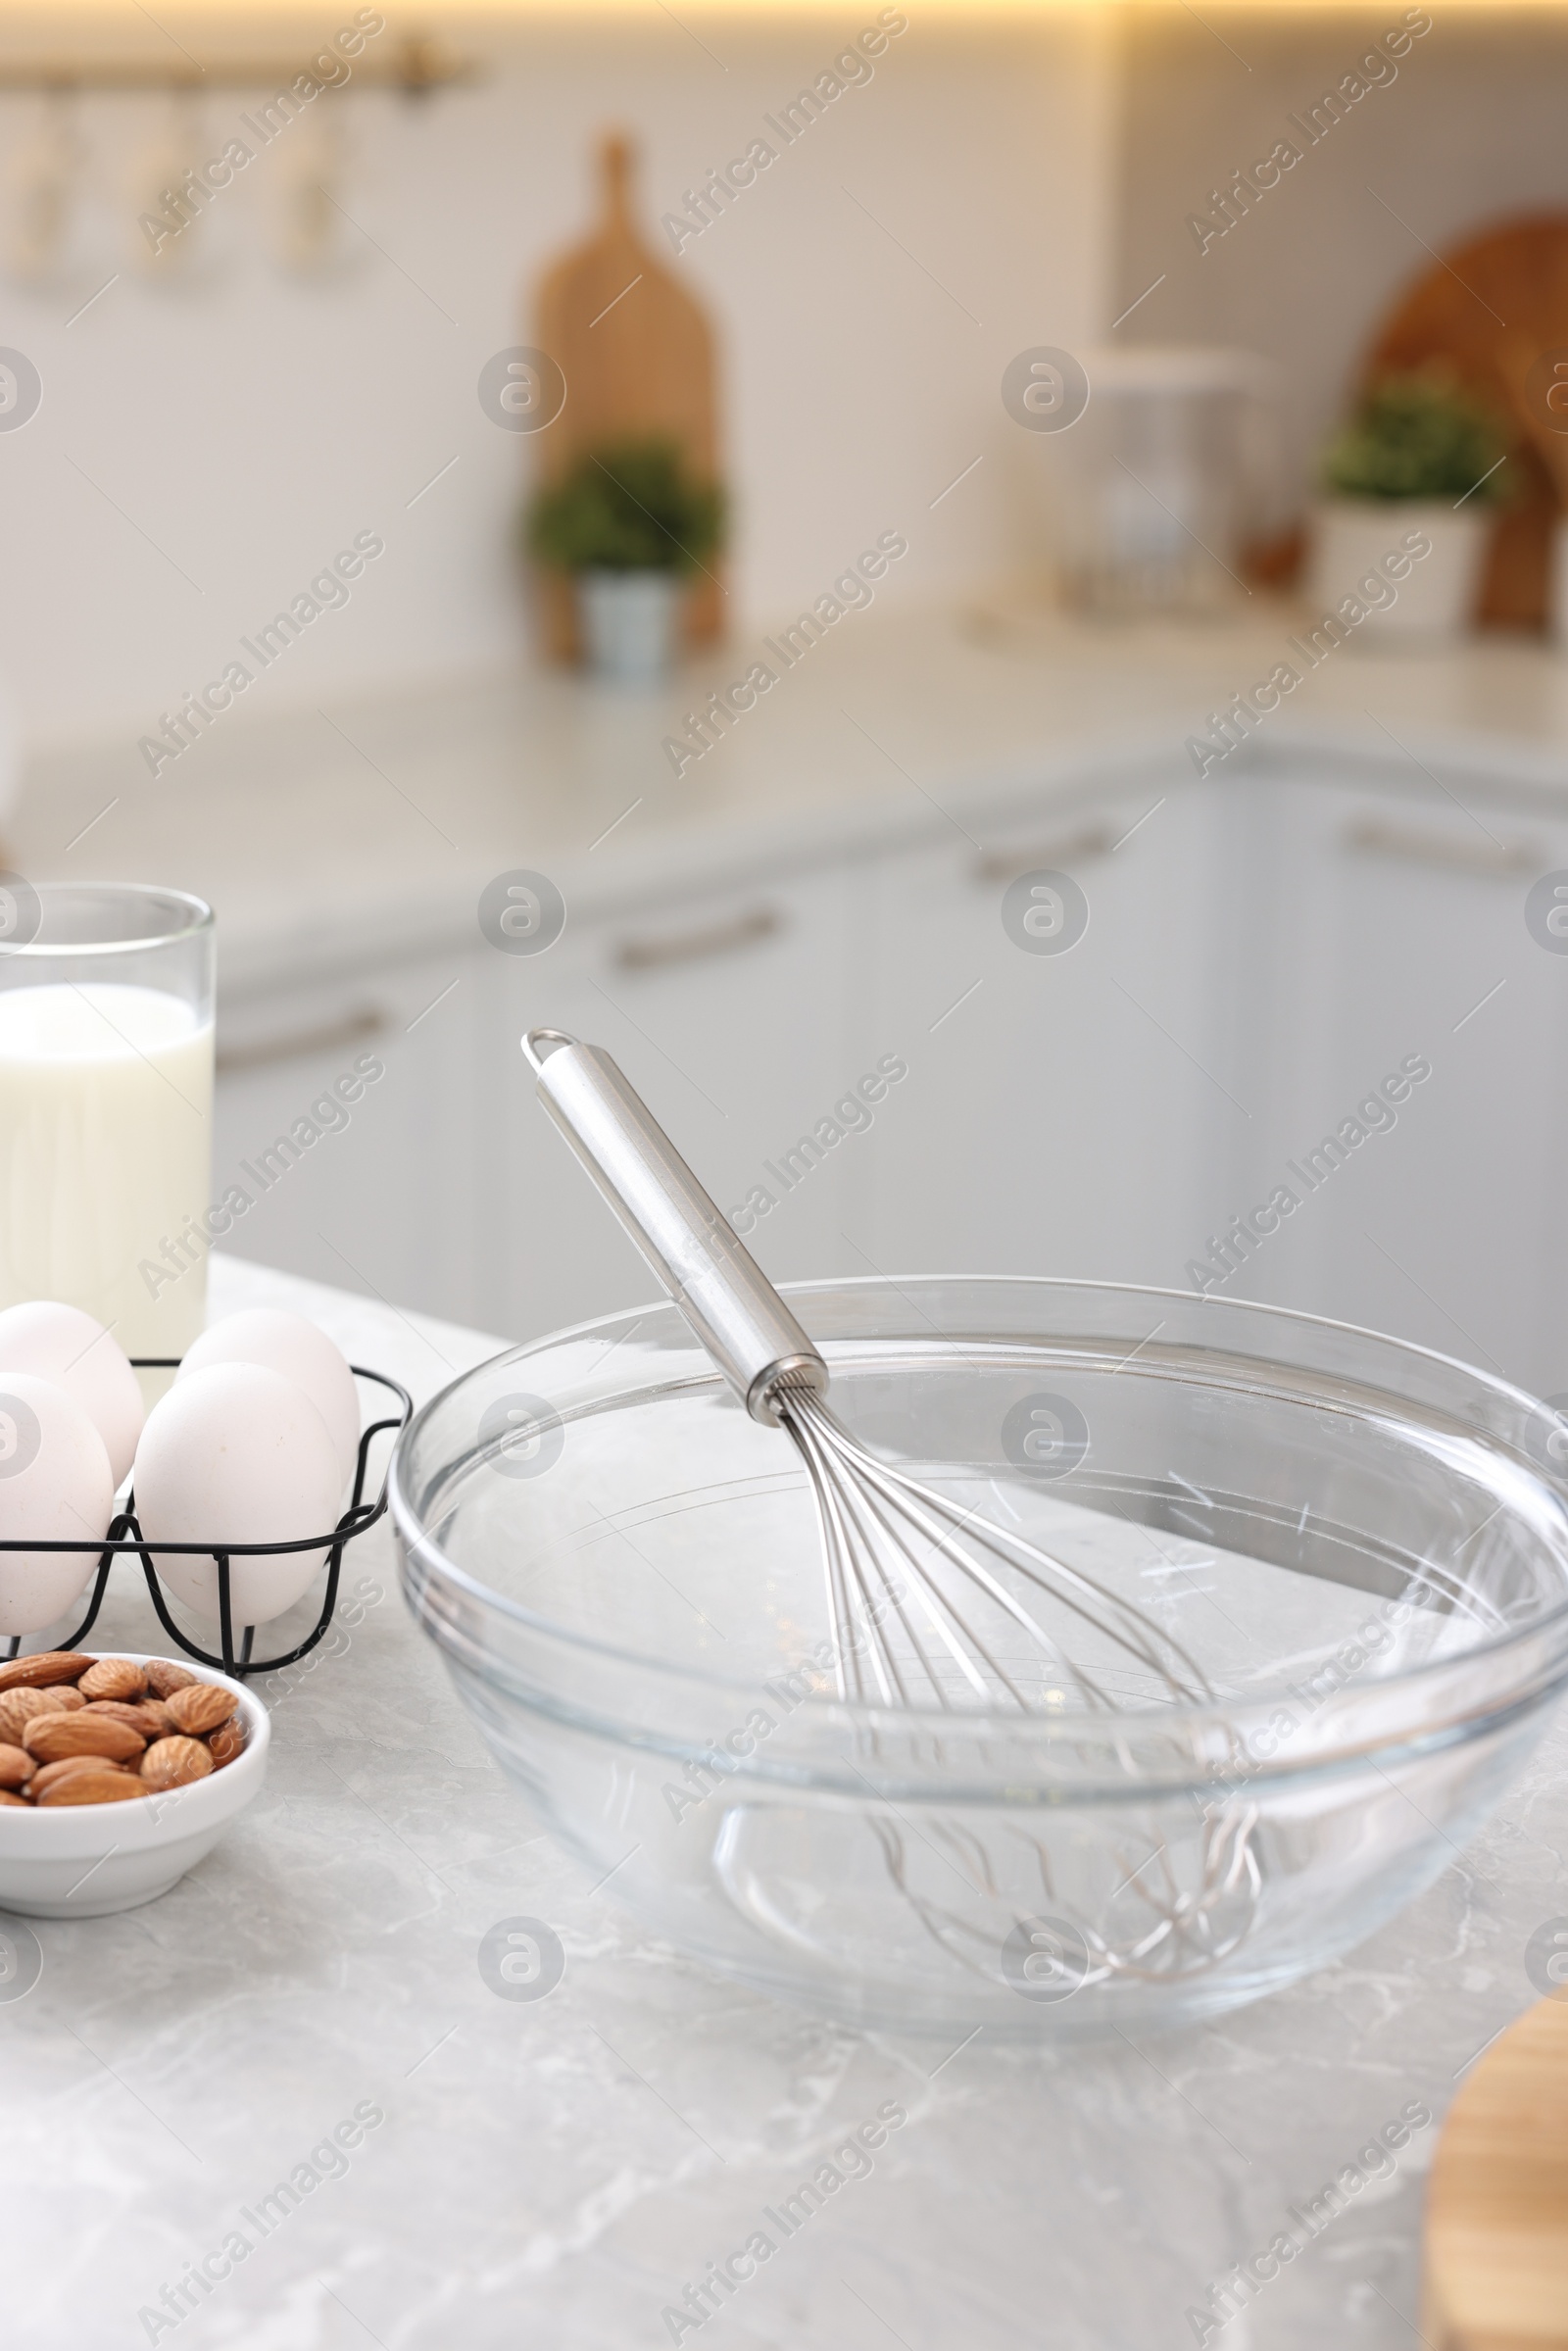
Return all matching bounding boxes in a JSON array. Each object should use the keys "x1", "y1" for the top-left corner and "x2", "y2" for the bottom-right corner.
[{"x1": 0, "y1": 885, "x2": 214, "y2": 1361}]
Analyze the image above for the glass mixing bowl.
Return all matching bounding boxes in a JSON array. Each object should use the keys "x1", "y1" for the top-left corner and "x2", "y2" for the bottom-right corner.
[{"x1": 389, "y1": 1278, "x2": 1568, "y2": 2037}]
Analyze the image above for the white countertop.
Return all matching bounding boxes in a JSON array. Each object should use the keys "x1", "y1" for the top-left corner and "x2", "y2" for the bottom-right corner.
[
  {"x1": 19, "y1": 602, "x2": 1568, "y2": 993},
  {"x1": 6, "y1": 1252, "x2": 1566, "y2": 2350}
]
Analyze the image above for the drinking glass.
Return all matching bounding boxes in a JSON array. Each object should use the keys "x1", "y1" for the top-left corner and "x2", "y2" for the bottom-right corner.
[{"x1": 0, "y1": 883, "x2": 215, "y2": 1359}]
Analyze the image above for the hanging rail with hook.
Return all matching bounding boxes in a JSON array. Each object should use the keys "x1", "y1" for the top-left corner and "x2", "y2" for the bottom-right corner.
[{"x1": 0, "y1": 35, "x2": 477, "y2": 99}]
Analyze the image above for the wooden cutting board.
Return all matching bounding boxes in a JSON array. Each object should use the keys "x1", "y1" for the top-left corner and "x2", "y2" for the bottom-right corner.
[
  {"x1": 531, "y1": 133, "x2": 723, "y2": 661},
  {"x1": 1364, "y1": 214, "x2": 1568, "y2": 630},
  {"x1": 1423, "y1": 1994, "x2": 1568, "y2": 2348}
]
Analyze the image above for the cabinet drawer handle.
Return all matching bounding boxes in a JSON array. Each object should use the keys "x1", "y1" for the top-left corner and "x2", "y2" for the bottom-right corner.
[
  {"x1": 613, "y1": 905, "x2": 784, "y2": 973},
  {"x1": 216, "y1": 1006, "x2": 388, "y2": 1076},
  {"x1": 973, "y1": 823, "x2": 1119, "y2": 884},
  {"x1": 1343, "y1": 818, "x2": 1541, "y2": 880}
]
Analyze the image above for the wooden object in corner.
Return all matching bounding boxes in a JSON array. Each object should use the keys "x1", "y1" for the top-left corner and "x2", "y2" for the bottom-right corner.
[
  {"x1": 1365, "y1": 215, "x2": 1568, "y2": 631},
  {"x1": 532, "y1": 132, "x2": 722, "y2": 663},
  {"x1": 1424, "y1": 1995, "x2": 1568, "y2": 2349}
]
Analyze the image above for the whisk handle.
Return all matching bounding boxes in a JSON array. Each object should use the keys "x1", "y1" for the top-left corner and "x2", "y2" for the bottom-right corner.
[{"x1": 522, "y1": 1030, "x2": 828, "y2": 1425}]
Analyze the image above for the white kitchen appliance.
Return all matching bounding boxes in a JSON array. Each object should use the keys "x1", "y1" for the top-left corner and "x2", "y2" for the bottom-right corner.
[{"x1": 1029, "y1": 346, "x2": 1277, "y2": 618}]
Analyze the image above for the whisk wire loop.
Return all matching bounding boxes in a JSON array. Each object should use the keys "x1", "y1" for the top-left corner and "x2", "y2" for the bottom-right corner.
[{"x1": 778, "y1": 1384, "x2": 1217, "y2": 1718}]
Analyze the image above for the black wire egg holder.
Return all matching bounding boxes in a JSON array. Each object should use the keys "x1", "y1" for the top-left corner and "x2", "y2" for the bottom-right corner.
[{"x1": 0, "y1": 1362, "x2": 412, "y2": 1682}]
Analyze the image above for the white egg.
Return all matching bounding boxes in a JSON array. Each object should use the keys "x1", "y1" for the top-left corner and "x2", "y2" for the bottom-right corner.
[
  {"x1": 0, "y1": 1300, "x2": 144, "y2": 1487},
  {"x1": 135, "y1": 1362, "x2": 344, "y2": 1627},
  {"x1": 0, "y1": 1372, "x2": 116, "y2": 1637},
  {"x1": 177, "y1": 1309, "x2": 361, "y2": 1489}
]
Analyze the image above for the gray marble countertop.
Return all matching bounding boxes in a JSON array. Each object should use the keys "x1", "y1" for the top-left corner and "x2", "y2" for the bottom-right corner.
[
  {"x1": 6, "y1": 1253, "x2": 1565, "y2": 2351},
  {"x1": 18, "y1": 601, "x2": 1568, "y2": 995}
]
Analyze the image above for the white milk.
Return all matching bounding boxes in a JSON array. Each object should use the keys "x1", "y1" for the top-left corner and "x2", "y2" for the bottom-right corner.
[{"x1": 0, "y1": 983, "x2": 213, "y2": 1358}]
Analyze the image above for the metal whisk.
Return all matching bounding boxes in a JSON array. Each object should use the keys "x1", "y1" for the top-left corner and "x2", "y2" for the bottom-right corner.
[
  {"x1": 774, "y1": 1372, "x2": 1215, "y2": 1717},
  {"x1": 523, "y1": 1030, "x2": 1259, "y2": 1988}
]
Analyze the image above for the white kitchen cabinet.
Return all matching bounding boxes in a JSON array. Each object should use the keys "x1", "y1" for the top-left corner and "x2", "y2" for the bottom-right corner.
[
  {"x1": 209, "y1": 744, "x2": 1568, "y2": 1405},
  {"x1": 854, "y1": 766, "x2": 1226, "y2": 1291},
  {"x1": 1206, "y1": 759, "x2": 1568, "y2": 1394},
  {"x1": 476, "y1": 859, "x2": 861, "y2": 1345},
  {"x1": 214, "y1": 946, "x2": 486, "y2": 1333}
]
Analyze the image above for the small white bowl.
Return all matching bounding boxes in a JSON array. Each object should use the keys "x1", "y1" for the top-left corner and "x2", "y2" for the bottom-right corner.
[{"x1": 0, "y1": 1656, "x2": 269, "y2": 1917}]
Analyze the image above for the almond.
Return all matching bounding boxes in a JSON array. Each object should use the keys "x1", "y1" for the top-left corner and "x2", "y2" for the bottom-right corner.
[
  {"x1": 86, "y1": 1699, "x2": 172, "y2": 1740},
  {"x1": 0, "y1": 1743, "x2": 31, "y2": 1788},
  {"x1": 0, "y1": 1651, "x2": 91, "y2": 1693},
  {"x1": 49, "y1": 1689, "x2": 86, "y2": 1712},
  {"x1": 143, "y1": 1659, "x2": 196, "y2": 1698},
  {"x1": 24, "y1": 1712, "x2": 145, "y2": 1765},
  {"x1": 36, "y1": 1768, "x2": 148, "y2": 1806},
  {"x1": 140, "y1": 1736, "x2": 213, "y2": 1789},
  {"x1": 206, "y1": 1720, "x2": 246, "y2": 1768},
  {"x1": 0, "y1": 1790, "x2": 26, "y2": 1806},
  {"x1": 165, "y1": 1684, "x2": 235, "y2": 1738},
  {"x1": 0, "y1": 1689, "x2": 68, "y2": 1743},
  {"x1": 78, "y1": 1658, "x2": 147, "y2": 1702},
  {"x1": 28, "y1": 1755, "x2": 127, "y2": 1796}
]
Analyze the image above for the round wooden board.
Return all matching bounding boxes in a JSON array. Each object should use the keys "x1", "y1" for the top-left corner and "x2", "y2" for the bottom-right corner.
[
  {"x1": 1365, "y1": 214, "x2": 1568, "y2": 630},
  {"x1": 1424, "y1": 1994, "x2": 1568, "y2": 2349}
]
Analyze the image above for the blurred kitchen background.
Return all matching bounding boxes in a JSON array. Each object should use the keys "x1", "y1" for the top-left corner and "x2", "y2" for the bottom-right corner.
[{"x1": 6, "y1": 0, "x2": 1568, "y2": 1409}]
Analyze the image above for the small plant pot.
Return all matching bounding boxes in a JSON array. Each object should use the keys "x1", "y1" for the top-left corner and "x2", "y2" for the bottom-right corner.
[
  {"x1": 1551, "y1": 519, "x2": 1568, "y2": 648},
  {"x1": 577, "y1": 570, "x2": 680, "y2": 685},
  {"x1": 1306, "y1": 500, "x2": 1489, "y2": 643}
]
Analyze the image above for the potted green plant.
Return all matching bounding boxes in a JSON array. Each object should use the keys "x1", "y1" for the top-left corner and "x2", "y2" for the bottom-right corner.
[
  {"x1": 525, "y1": 436, "x2": 726, "y2": 684},
  {"x1": 1308, "y1": 369, "x2": 1513, "y2": 641}
]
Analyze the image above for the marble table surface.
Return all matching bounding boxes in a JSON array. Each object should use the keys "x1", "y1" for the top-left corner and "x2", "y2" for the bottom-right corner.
[
  {"x1": 6, "y1": 1252, "x2": 1566, "y2": 2351},
  {"x1": 21, "y1": 601, "x2": 1568, "y2": 998}
]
